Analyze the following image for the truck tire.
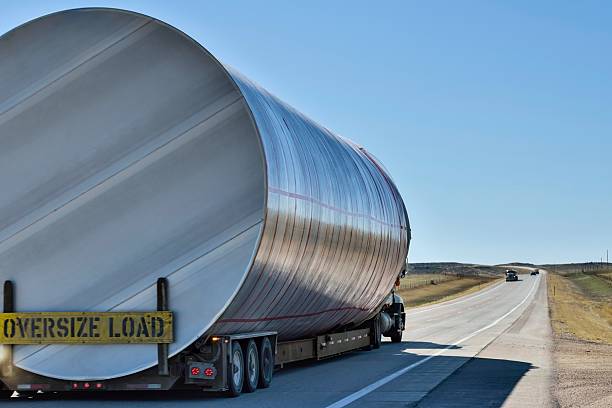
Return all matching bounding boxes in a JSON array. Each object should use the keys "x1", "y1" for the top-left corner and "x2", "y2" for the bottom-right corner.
[
  {"x1": 390, "y1": 331, "x2": 402, "y2": 343},
  {"x1": 226, "y1": 341, "x2": 244, "y2": 397},
  {"x1": 0, "y1": 390, "x2": 12, "y2": 399},
  {"x1": 258, "y1": 337, "x2": 274, "y2": 389},
  {"x1": 243, "y1": 340, "x2": 259, "y2": 393},
  {"x1": 371, "y1": 314, "x2": 382, "y2": 349}
]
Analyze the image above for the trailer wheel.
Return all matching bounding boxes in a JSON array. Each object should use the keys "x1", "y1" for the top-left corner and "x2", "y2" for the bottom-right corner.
[
  {"x1": 372, "y1": 315, "x2": 382, "y2": 349},
  {"x1": 258, "y1": 337, "x2": 274, "y2": 388},
  {"x1": 390, "y1": 331, "x2": 402, "y2": 343},
  {"x1": 226, "y1": 341, "x2": 244, "y2": 397},
  {"x1": 243, "y1": 339, "x2": 259, "y2": 393}
]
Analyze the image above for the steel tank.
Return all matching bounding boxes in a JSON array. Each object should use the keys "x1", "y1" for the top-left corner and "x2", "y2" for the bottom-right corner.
[{"x1": 0, "y1": 8, "x2": 410, "y2": 380}]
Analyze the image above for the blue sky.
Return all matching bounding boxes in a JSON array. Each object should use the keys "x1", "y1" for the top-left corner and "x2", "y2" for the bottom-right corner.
[{"x1": 2, "y1": 1, "x2": 611, "y2": 264}]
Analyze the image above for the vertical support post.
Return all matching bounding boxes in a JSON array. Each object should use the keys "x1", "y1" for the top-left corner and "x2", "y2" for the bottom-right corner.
[
  {"x1": 157, "y1": 278, "x2": 169, "y2": 376},
  {"x1": 1, "y1": 281, "x2": 14, "y2": 377}
]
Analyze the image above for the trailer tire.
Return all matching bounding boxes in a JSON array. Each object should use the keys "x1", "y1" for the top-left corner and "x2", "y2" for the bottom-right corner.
[
  {"x1": 243, "y1": 339, "x2": 259, "y2": 393},
  {"x1": 226, "y1": 341, "x2": 244, "y2": 397},
  {"x1": 372, "y1": 315, "x2": 382, "y2": 349},
  {"x1": 258, "y1": 337, "x2": 274, "y2": 388},
  {"x1": 390, "y1": 331, "x2": 402, "y2": 343}
]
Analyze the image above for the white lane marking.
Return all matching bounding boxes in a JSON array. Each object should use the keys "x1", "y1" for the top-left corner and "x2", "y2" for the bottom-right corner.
[
  {"x1": 325, "y1": 277, "x2": 540, "y2": 408},
  {"x1": 407, "y1": 279, "x2": 506, "y2": 315}
]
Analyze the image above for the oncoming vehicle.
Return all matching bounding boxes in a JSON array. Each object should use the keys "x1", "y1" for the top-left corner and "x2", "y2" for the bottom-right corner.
[{"x1": 505, "y1": 270, "x2": 519, "y2": 282}]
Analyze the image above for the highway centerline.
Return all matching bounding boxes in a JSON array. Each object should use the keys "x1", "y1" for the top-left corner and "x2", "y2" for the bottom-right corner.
[{"x1": 325, "y1": 276, "x2": 540, "y2": 408}]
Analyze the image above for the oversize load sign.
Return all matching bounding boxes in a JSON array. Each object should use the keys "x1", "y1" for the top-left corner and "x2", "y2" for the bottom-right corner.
[{"x1": 0, "y1": 312, "x2": 173, "y2": 344}]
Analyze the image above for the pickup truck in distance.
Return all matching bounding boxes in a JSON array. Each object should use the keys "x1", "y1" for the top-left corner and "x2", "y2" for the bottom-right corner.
[{"x1": 505, "y1": 270, "x2": 519, "y2": 282}]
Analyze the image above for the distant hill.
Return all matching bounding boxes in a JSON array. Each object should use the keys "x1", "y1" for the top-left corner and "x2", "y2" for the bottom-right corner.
[
  {"x1": 497, "y1": 262, "x2": 536, "y2": 267},
  {"x1": 407, "y1": 262, "x2": 506, "y2": 277}
]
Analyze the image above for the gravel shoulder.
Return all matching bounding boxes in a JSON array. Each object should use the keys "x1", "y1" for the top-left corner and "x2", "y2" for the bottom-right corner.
[{"x1": 552, "y1": 336, "x2": 612, "y2": 408}]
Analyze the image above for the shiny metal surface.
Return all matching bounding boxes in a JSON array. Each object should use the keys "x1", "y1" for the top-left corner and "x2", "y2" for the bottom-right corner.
[
  {"x1": 213, "y1": 71, "x2": 411, "y2": 339},
  {"x1": 0, "y1": 8, "x2": 410, "y2": 380}
]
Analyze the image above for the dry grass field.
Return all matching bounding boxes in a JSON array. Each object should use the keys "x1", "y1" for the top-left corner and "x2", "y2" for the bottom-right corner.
[
  {"x1": 398, "y1": 274, "x2": 500, "y2": 307},
  {"x1": 398, "y1": 273, "x2": 456, "y2": 289}
]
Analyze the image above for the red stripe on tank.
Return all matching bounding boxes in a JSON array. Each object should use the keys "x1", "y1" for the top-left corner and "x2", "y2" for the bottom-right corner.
[{"x1": 216, "y1": 306, "x2": 370, "y2": 323}]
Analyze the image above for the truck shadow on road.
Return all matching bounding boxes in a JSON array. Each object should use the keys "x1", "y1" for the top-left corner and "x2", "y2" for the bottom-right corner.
[
  {"x1": 4, "y1": 342, "x2": 536, "y2": 407},
  {"x1": 411, "y1": 355, "x2": 536, "y2": 407}
]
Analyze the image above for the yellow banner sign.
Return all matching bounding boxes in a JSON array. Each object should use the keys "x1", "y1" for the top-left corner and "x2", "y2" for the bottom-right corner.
[{"x1": 0, "y1": 312, "x2": 173, "y2": 344}]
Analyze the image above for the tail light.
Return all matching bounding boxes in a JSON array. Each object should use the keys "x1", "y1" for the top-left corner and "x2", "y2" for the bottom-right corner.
[{"x1": 188, "y1": 362, "x2": 217, "y2": 380}]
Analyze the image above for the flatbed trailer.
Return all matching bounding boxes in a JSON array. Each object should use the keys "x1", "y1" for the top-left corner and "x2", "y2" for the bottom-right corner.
[{"x1": 1, "y1": 279, "x2": 406, "y2": 398}]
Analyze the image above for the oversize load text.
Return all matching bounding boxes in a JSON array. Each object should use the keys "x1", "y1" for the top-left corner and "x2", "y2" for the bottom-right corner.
[{"x1": 0, "y1": 312, "x2": 173, "y2": 344}]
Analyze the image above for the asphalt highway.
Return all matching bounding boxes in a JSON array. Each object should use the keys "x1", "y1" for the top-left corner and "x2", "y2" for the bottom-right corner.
[{"x1": 5, "y1": 272, "x2": 552, "y2": 407}]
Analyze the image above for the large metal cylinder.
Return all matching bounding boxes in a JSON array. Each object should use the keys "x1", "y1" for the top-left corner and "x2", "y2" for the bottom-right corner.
[{"x1": 0, "y1": 8, "x2": 410, "y2": 380}]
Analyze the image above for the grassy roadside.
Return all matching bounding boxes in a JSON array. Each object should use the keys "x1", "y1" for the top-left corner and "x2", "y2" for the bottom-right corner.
[
  {"x1": 547, "y1": 269, "x2": 612, "y2": 407},
  {"x1": 397, "y1": 275, "x2": 501, "y2": 307},
  {"x1": 547, "y1": 271, "x2": 612, "y2": 344}
]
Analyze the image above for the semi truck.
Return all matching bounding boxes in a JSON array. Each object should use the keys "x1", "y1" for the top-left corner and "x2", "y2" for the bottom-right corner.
[{"x1": 0, "y1": 8, "x2": 411, "y2": 398}]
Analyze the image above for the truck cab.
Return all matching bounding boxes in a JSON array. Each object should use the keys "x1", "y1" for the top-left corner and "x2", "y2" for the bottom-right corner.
[{"x1": 505, "y1": 270, "x2": 519, "y2": 282}]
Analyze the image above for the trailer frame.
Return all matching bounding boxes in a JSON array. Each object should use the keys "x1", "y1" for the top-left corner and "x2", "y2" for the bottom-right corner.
[{"x1": 1, "y1": 279, "x2": 404, "y2": 398}]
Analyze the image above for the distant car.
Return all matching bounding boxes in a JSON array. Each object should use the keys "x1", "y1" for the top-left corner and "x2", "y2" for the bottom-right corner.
[
  {"x1": 530, "y1": 271, "x2": 537, "y2": 276},
  {"x1": 505, "y1": 270, "x2": 519, "y2": 282},
  {"x1": 534, "y1": 269, "x2": 540, "y2": 274}
]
